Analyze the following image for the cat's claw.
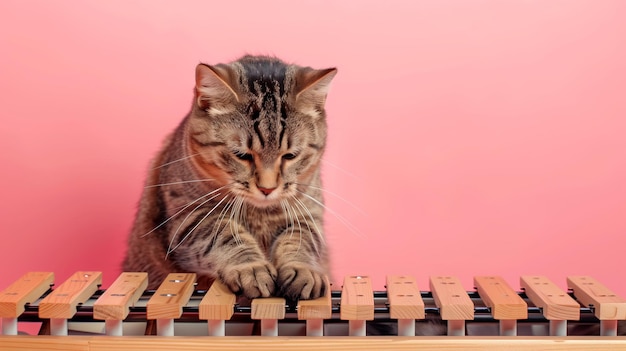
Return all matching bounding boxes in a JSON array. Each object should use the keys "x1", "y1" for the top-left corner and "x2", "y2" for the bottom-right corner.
[
  {"x1": 221, "y1": 262, "x2": 277, "y2": 298},
  {"x1": 277, "y1": 262, "x2": 326, "y2": 300}
]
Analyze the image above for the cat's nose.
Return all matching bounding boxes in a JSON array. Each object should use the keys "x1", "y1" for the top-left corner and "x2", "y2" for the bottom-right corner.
[{"x1": 258, "y1": 186, "x2": 277, "y2": 196}]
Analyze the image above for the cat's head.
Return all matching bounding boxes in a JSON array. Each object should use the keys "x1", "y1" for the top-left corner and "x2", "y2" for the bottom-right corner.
[{"x1": 187, "y1": 56, "x2": 336, "y2": 208}]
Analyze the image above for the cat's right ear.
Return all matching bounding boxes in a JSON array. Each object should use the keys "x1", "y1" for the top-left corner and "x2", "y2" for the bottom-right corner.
[{"x1": 195, "y1": 63, "x2": 239, "y2": 114}]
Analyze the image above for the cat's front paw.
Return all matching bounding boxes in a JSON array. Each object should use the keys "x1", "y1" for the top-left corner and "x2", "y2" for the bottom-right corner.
[
  {"x1": 220, "y1": 261, "x2": 277, "y2": 298},
  {"x1": 277, "y1": 262, "x2": 326, "y2": 300}
]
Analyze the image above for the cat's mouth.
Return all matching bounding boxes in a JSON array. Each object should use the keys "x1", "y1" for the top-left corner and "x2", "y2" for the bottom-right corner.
[{"x1": 231, "y1": 182, "x2": 289, "y2": 208}]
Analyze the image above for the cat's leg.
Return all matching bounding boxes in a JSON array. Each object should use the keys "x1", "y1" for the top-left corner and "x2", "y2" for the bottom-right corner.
[
  {"x1": 177, "y1": 223, "x2": 277, "y2": 299},
  {"x1": 271, "y1": 229, "x2": 328, "y2": 300}
]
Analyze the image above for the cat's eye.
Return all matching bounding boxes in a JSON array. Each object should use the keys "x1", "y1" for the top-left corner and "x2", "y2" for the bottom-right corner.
[
  {"x1": 235, "y1": 152, "x2": 254, "y2": 162},
  {"x1": 282, "y1": 153, "x2": 297, "y2": 160}
]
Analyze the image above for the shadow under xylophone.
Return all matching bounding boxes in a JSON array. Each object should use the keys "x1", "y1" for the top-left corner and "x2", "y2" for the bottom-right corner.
[{"x1": 1, "y1": 272, "x2": 626, "y2": 350}]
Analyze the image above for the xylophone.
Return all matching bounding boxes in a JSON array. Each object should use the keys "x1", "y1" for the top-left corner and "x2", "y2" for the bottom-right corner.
[{"x1": 1, "y1": 272, "x2": 626, "y2": 350}]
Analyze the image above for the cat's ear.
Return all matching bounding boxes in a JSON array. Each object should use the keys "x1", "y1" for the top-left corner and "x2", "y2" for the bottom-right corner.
[
  {"x1": 295, "y1": 67, "x2": 337, "y2": 113},
  {"x1": 195, "y1": 63, "x2": 239, "y2": 113}
]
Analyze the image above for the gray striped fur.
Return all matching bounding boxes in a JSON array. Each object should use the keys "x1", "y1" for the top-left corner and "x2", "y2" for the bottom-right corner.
[{"x1": 123, "y1": 56, "x2": 337, "y2": 300}]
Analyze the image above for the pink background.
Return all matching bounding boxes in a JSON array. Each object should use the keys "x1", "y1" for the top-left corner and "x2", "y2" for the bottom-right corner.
[{"x1": 1, "y1": 0, "x2": 625, "y2": 298}]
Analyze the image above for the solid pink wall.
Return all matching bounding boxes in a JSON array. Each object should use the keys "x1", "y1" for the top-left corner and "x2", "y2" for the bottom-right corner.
[{"x1": 1, "y1": 0, "x2": 625, "y2": 298}]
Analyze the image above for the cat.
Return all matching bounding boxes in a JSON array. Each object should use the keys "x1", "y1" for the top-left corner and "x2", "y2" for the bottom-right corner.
[{"x1": 123, "y1": 55, "x2": 336, "y2": 301}]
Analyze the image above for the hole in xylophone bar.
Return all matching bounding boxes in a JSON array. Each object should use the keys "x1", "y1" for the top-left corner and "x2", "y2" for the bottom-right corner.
[
  {"x1": 169, "y1": 279, "x2": 185, "y2": 283},
  {"x1": 161, "y1": 293, "x2": 178, "y2": 297}
]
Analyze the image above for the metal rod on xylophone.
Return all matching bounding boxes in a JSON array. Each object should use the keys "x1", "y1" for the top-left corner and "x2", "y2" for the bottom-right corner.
[{"x1": 1, "y1": 271, "x2": 626, "y2": 341}]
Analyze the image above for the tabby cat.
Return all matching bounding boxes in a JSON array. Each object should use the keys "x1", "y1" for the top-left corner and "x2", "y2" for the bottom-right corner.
[{"x1": 123, "y1": 55, "x2": 336, "y2": 301}]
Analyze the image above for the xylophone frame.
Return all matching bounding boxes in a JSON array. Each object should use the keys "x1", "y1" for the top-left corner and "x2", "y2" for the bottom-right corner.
[{"x1": 3, "y1": 335, "x2": 626, "y2": 351}]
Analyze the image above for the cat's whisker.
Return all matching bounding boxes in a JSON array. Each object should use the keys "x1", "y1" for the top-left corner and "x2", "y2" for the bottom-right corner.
[
  {"x1": 166, "y1": 183, "x2": 235, "y2": 255},
  {"x1": 236, "y1": 195, "x2": 248, "y2": 236},
  {"x1": 296, "y1": 190, "x2": 366, "y2": 239},
  {"x1": 228, "y1": 196, "x2": 245, "y2": 246},
  {"x1": 291, "y1": 195, "x2": 325, "y2": 253},
  {"x1": 281, "y1": 199, "x2": 301, "y2": 256},
  {"x1": 240, "y1": 197, "x2": 248, "y2": 232},
  {"x1": 320, "y1": 158, "x2": 361, "y2": 181},
  {"x1": 291, "y1": 200, "x2": 304, "y2": 257},
  {"x1": 280, "y1": 199, "x2": 290, "y2": 233},
  {"x1": 213, "y1": 196, "x2": 240, "y2": 246},
  {"x1": 144, "y1": 179, "x2": 215, "y2": 188},
  {"x1": 141, "y1": 184, "x2": 229, "y2": 238},
  {"x1": 290, "y1": 193, "x2": 324, "y2": 243},
  {"x1": 295, "y1": 198, "x2": 323, "y2": 256},
  {"x1": 294, "y1": 182, "x2": 366, "y2": 216},
  {"x1": 168, "y1": 194, "x2": 230, "y2": 256},
  {"x1": 281, "y1": 198, "x2": 296, "y2": 242},
  {"x1": 151, "y1": 152, "x2": 209, "y2": 170},
  {"x1": 166, "y1": 192, "x2": 222, "y2": 256},
  {"x1": 212, "y1": 195, "x2": 233, "y2": 237},
  {"x1": 290, "y1": 198, "x2": 316, "y2": 257}
]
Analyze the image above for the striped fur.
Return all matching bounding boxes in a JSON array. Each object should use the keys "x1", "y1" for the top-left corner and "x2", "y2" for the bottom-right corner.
[{"x1": 123, "y1": 56, "x2": 337, "y2": 300}]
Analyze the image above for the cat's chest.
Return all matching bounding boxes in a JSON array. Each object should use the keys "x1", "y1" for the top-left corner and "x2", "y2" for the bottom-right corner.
[{"x1": 244, "y1": 209, "x2": 285, "y2": 238}]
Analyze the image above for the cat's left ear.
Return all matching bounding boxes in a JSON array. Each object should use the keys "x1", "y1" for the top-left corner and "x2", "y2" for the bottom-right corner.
[
  {"x1": 195, "y1": 63, "x2": 240, "y2": 114},
  {"x1": 295, "y1": 67, "x2": 337, "y2": 112}
]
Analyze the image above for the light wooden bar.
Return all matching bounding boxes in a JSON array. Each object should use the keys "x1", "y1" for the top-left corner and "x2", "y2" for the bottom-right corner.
[
  {"x1": 38, "y1": 271, "x2": 102, "y2": 336},
  {"x1": 251, "y1": 297, "x2": 286, "y2": 336},
  {"x1": 0, "y1": 272, "x2": 54, "y2": 335},
  {"x1": 567, "y1": 276, "x2": 626, "y2": 320},
  {"x1": 340, "y1": 275, "x2": 374, "y2": 336},
  {"x1": 386, "y1": 275, "x2": 425, "y2": 336},
  {"x1": 198, "y1": 280, "x2": 236, "y2": 336},
  {"x1": 430, "y1": 276, "x2": 474, "y2": 336},
  {"x1": 4, "y1": 335, "x2": 626, "y2": 351},
  {"x1": 474, "y1": 276, "x2": 527, "y2": 336},
  {"x1": 93, "y1": 272, "x2": 148, "y2": 336},
  {"x1": 567, "y1": 275, "x2": 626, "y2": 336},
  {"x1": 520, "y1": 275, "x2": 579, "y2": 336},
  {"x1": 146, "y1": 273, "x2": 196, "y2": 336},
  {"x1": 297, "y1": 277, "x2": 332, "y2": 336}
]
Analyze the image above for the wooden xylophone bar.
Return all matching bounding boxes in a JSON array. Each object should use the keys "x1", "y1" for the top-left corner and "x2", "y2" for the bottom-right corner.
[{"x1": 1, "y1": 272, "x2": 626, "y2": 351}]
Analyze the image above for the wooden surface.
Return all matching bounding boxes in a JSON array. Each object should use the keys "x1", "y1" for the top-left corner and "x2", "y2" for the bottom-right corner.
[
  {"x1": 340, "y1": 276, "x2": 374, "y2": 321},
  {"x1": 38, "y1": 271, "x2": 102, "y2": 319},
  {"x1": 0, "y1": 272, "x2": 54, "y2": 318},
  {"x1": 474, "y1": 276, "x2": 527, "y2": 320},
  {"x1": 297, "y1": 277, "x2": 332, "y2": 320},
  {"x1": 251, "y1": 297, "x2": 286, "y2": 320},
  {"x1": 93, "y1": 272, "x2": 148, "y2": 320},
  {"x1": 198, "y1": 280, "x2": 235, "y2": 320},
  {"x1": 429, "y1": 276, "x2": 474, "y2": 320},
  {"x1": 520, "y1": 275, "x2": 579, "y2": 321},
  {"x1": 146, "y1": 273, "x2": 196, "y2": 320},
  {"x1": 567, "y1": 276, "x2": 626, "y2": 320},
  {"x1": 386, "y1": 275, "x2": 425, "y2": 320},
  {"x1": 4, "y1": 336, "x2": 626, "y2": 351}
]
